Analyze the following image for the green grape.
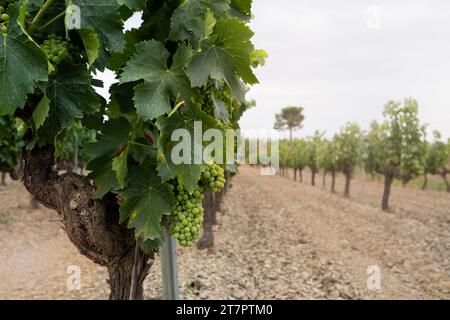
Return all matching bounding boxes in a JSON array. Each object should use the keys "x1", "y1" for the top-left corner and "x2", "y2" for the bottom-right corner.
[
  {"x1": 167, "y1": 180, "x2": 205, "y2": 247},
  {"x1": 41, "y1": 35, "x2": 71, "y2": 66},
  {"x1": 0, "y1": 0, "x2": 18, "y2": 32},
  {"x1": 200, "y1": 163, "x2": 225, "y2": 193}
]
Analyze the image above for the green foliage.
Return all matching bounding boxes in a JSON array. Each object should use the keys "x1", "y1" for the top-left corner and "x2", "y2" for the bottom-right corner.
[
  {"x1": 278, "y1": 140, "x2": 290, "y2": 168},
  {"x1": 0, "y1": 115, "x2": 22, "y2": 172},
  {"x1": 318, "y1": 137, "x2": 340, "y2": 173},
  {"x1": 291, "y1": 138, "x2": 308, "y2": 170},
  {"x1": 305, "y1": 131, "x2": 323, "y2": 173},
  {"x1": 334, "y1": 122, "x2": 363, "y2": 173},
  {"x1": 0, "y1": 0, "x2": 261, "y2": 252},
  {"x1": 54, "y1": 120, "x2": 96, "y2": 166},
  {"x1": 424, "y1": 131, "x2": 449, "y2": 175},
  {"x1": 365, "y1": 98, "x2": 425, "y2": 179}
]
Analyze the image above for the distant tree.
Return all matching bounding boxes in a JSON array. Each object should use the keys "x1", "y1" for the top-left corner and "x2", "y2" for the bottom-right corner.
[
  {"x1": 423, "y1": 131, "x2": 450, "y2": 191},
  {"x1": 365, "y1": 99, "x2": 425, "y2": 211},
  {"x1": 335, "y1": 123, "x2": 363, "y2": 198},
  {"x1": 274, "y1": 106, "x2": 305, "y2": 141},
  {"x1": 306, "y1": 131, "x2": 324, "y2": 186}
]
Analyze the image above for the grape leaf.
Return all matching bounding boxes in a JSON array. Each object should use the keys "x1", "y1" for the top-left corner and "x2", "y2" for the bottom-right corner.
[
  {"x1": 32, "y1": 95, "x2": 50, "y2": 129},
  {"x1": 112, "y1": 146, "x2": 129, "y2": 189},
  {"x1": 211, "y1": 93, "x2": 230, "y2": 124},
  {"x1": 118, "y1": 161, "x2": 176, "y2": 240},
  {"x1": 230, "y1": 0, "x2": 252, "y2": 20},
  {"x1": 120, "y1": 41, "x2": 194, "y2": 121},
  {"x1": 37, "y1": 64, "x2": 101, "y2": 144},
  {"x1": 78, "y1": 29, "x2": 100, "y2": 65},
  {"x1": 85, "y1": 117, "x2": 132, "y2": 160},
  {"x1": 187, "y1": 18, "x2": 257, "y2": 101},
  {"x1": 0, "y1": 32, "x2": 48, "y2": 115},
  {"x1": 169, "y1": 0, "x2": 229, "y2": 48},
  {"x1": 156, "y1": 101, "x2": 221, "y2": 193},
  {"x1": 70, "y1": 0, "x2": 125, "y2": 52},
  {"x1": 85, "y1": 118, "x2": 132, "y2": 198},
  {"x1": 109, "y1": 29, "x2": 139, "y2": 72}
]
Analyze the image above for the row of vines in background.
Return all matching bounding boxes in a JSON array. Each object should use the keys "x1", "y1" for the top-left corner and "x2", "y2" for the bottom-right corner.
[{"x1": 276, "y1": 98, "x2": 450, "y2": 212}]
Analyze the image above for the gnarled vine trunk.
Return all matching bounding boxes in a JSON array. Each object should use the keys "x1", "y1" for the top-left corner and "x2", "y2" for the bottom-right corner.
[
  {"x1": 293, "y1": 168, "x2": 297, "y2": 181},
  {"x1": 20, "y1": 146, "x2": 153, "y2": 300},
  {"x1": 311, "y1": 170, "x2": 316, "y2": 186},
  {"x1": 322, "y1": 171, "x2": 327, "y2": 188},
  {"x1": 1, "y1": 172, "x2": 5, "y2": 186}
]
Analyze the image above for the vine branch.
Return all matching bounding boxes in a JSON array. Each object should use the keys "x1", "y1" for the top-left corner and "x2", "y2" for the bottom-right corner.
[
  {"x1": 39, "y1": 10, "x2": 66, "y2": 32},
  {"x1": 28, "y1": 0, "x2": 57, "y2": 34}
]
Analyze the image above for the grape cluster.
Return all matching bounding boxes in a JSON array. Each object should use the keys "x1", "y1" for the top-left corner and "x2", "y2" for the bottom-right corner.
[
  {"x1": 168, "y1": 182, "x2": 204, "y2": 247},
  {"x1": 200, "y1": 163, "x2": 225, "y2": 193},
  {"x1": 41, "y1": 35, "x2": 71, "y2": 65},
  {"x1": 0, "y1": 0, "x2": 16, "y2": 33}
]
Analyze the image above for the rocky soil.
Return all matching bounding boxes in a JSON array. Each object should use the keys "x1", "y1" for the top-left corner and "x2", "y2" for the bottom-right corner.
[{"x1": 0, "y1": 166, "x2": 449, "y2": 300}]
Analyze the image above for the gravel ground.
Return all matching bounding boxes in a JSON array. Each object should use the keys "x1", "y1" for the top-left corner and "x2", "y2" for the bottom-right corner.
[{"x1": 0, "y1": 166, "x2": 449, "y2": 300}]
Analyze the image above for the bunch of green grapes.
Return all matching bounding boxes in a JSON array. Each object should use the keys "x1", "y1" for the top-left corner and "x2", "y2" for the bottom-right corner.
[
  {"x1": 168, "y1": 182, "x2": 204, "y2": 247},
  {"x1": 41, "y1": 35, "x2": 71, "y2": 65},
  {"x1": 0, "y1": 0, "x2": 16, "y2": 33},
  {"x1": 200, "y1": 163, "x2": 225, "y2": 193}
]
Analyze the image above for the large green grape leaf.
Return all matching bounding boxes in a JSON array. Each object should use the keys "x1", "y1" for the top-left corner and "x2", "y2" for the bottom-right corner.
[
  {"x1": 86, "y1": 156, "x2": 119, "y2": 199},
  {"x1": 85, "y1": 118, "x2": 132, "y2": 198},
  {"x1": 187, "y1": 18, "x2": 257, "y2": 101},
  {"x1": 86, "y1": 118, "x2": 132, "y2": 159},
  {"x1": 156, "y1": 102, "x2": 221, "y2": 193},
  {"x1": 169, "y1": 0, "x2": 229, "y2": 48},
  {"x1": 230, "y1": 0, "x2": 252, "y2": 20},
  {"x1": 118, "y1": 161, "x2": 176, "y2": 240},
  {"x1": 32, "y1": 95, "x2": 50, "y2": 129},
  {"x1": 78, "y1": 29, "x2": 100, "y2": 66},
  {"x1": 107, "y1": 82, "x2": 138, "y2": 121},
  {"x1": 37, "y1": 65, "x2": 100, "y2": 144},
  {"x1": 109, "y1": 29, "x2": 139, "y2": 72},
  {"x1": 0, "y1": 33, "x2": 48, "y2": 115},
  {"x1": 120, "y1": 41, "x2": 194, "y2": 121},
  {"x1": 112, "y1": 146, "x2": 129, "y2": 189},
  {"x1": 70, "y1": 0, "x2": 125, "y2": 52},
  {"x1": 211, "y1": 93, "x2": 230, "y2": 124}
]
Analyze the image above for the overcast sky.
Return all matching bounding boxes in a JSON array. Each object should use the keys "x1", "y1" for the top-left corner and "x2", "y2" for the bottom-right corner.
[
  {"x1": 99, "y1": 0, "x2": 450, "y2": 140},
  {"x1": 242, "y1": 0, "x2": 450, "y2": 139}
]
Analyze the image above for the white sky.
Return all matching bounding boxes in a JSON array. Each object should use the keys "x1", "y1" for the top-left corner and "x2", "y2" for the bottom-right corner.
[
  {"x1": 242, "y1": 0, "x2": 450, "y2": 139},
  {"x1": 98, "y1": 1, "x2": 450, "y2": 140}
]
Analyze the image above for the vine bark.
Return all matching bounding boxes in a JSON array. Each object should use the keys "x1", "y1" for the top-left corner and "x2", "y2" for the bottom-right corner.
[{"x1": 20, "y1": 145, "x2": 153, "y2": 299}]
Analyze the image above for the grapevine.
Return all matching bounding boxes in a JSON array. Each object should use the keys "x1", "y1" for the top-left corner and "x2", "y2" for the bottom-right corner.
[{"x1": 0, "y1": 0, "x2": 263, "y2": 300}]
